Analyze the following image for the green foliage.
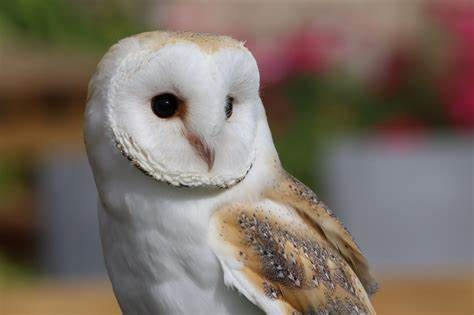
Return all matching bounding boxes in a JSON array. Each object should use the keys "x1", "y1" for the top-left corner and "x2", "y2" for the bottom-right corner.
[
  {"x1": 0, "y1": 0, "x2": 146, "y2": 50},
  {"x1": 0, "y1": 253, "x2": 35, "y2": 287},
  {"x1": 0, "y1": 158, "x2": 28, "y2": 207},
  {"x1": 273, "y1": 51, "x2": 449, "y2": 191},
  {"x1": 270, "y1": 72, "x2": 359, "y2": 185}
]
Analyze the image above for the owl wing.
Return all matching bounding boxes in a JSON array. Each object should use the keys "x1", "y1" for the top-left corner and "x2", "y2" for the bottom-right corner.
[
  {"x1": 209, "y1": 172, "x2": 377, "y2": 314},
  {"x1": 266, "y1": 173, "x2": 378, "y2": 296}
]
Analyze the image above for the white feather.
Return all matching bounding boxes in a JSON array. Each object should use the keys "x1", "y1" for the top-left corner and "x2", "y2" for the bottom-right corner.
[{"x1": 85, "y1": 31, "x2": 280, "y2": 314}]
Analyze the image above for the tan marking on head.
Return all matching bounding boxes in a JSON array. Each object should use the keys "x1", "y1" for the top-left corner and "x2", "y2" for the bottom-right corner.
[{"x1": 133, "y1": 31, "x2": 246, "y2": 54}]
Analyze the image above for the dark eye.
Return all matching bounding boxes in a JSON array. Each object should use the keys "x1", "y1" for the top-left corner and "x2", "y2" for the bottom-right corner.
[
  {"x1": 225, "y1": 96, "x2": 234, "y2": 119},
  {"x1": 151, "y1": 93, "x2": 179, "y2": 118}
]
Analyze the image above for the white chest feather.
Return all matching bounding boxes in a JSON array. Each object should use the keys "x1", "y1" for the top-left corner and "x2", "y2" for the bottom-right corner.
[
  {"x1": 95, "y1": 151, "x2": 273, "y2": 315},
  {"x1": 98, "y1": 197, "x2": 220, "y2": 314}
]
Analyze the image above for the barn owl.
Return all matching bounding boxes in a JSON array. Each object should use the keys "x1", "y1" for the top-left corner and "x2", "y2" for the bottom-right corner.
[{"x1": 84, "y1": 31, "x2": 377, "y2": 315}]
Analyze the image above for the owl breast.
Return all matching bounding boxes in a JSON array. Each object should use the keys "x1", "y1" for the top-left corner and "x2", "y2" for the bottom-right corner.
[{"x1": 97, "y1": 187, "x2": 262, "y2": 315}]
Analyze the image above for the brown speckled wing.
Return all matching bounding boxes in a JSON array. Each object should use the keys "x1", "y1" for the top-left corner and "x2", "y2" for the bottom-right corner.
[
  {"x1": 210, "y1": 198, "x2": 376, "y2": 314},
  {"x1": 266, "y1": 172, "x2": 378, "y2": 297}
]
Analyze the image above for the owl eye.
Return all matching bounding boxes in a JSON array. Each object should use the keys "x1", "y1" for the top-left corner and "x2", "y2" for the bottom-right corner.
[
  {"x1": 151, "y1": 93, "x2": 179, "y2": 118},
  {"x1": 225, "y1": 96, "x2": 234, "y2": 119}
]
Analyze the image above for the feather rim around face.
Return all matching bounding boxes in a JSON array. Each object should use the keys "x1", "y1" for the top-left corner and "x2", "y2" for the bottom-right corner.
[
  {"x1": 94, "y1": 31, "x2": 258, "y2": 189},
  {"x1": 114, "y1": 134, "x2": 254, "y2": 188}
]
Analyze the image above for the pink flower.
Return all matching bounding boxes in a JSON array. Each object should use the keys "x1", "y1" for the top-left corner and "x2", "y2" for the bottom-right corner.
[
  {"x1": 374, "y1": 115, "x2": 427, "y2": 151},
  {"x1": 248, "y1": 39, "x2": 292, "y2": 86},
  {"x1": 432, "y1": 1, "x2": 474, "y2": 130},
  {"x1": 372, "y1": 47, "x2": 415, "y2": 97},
  {"x1": 375, "y1": 115, "x2": 426, "y2": 135},
  {"x1": 249, "y1": 26, "x2": 339, "y2": 85},
  {"x1": 281, "y1": 27, "x2": 337, "y2": 75},
  {"x1": 443, "y1": 72, "x2": 474, "y2": 129}
]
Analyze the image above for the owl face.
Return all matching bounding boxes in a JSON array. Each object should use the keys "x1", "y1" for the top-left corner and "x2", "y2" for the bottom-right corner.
[{"x1": 88, "y1": 32, "x2": 261, "y2": 188}]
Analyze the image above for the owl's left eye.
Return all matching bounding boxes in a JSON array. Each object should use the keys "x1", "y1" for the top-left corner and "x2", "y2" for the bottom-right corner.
[
  {"x1": 225, "y1": 96, "x2": 234, "y2": 119},
  {"x1": 151, "y1": 93, "x2": 179, "y2": 118}
]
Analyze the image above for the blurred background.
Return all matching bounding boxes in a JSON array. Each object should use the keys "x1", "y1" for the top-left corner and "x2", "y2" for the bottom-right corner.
[{"x1": 0, "y1": 0, "x2": 472, "y2": 314}]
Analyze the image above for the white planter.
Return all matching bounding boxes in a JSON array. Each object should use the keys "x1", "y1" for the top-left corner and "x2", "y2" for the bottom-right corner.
[
  {"x1": 38, "y1": 152, "x2": 105, "y2": 278},
  {"x1": 322, "y1": 135, "x2": 473, "y2": 272}
]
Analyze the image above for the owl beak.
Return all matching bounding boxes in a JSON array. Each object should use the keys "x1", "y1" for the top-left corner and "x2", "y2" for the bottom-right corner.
[{"x1": 186, "y1": 132, "x2": 215, "y2": 171}]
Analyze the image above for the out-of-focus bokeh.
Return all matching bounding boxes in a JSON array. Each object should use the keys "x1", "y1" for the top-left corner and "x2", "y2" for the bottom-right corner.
[{"x1": 0, "y1": 1, "x2": 472, "y2": 314}]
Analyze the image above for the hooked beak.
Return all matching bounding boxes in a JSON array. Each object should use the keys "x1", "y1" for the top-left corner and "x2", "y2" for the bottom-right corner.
[{"x1": 185, "y1": 132, "x2": 215, "y2": 171}]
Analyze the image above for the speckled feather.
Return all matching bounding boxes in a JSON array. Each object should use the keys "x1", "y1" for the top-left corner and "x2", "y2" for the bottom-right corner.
[
  {"x1": 267, "y1": 173, "x2": 378, "y2": 296},
  {"x1": 210, "y1": 172, "x2": 377, "y2": 314}
]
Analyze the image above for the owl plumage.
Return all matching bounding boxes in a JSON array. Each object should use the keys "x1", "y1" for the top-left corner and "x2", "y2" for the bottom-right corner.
[{"x1": 84, "y1": 31, "x2": 377, "y2": 315}]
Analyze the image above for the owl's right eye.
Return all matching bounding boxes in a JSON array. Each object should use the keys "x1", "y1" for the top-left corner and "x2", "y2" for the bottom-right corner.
[{"x1": 151, "y1": 93, "x2": 179, "y2": 118}]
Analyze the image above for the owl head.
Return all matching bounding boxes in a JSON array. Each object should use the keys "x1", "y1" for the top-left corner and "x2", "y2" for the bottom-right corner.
[{"x1": 85, "y1": 31, "x2": 266, "y2": 188}]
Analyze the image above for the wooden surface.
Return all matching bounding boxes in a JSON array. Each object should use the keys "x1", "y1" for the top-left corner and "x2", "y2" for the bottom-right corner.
[
  {"x1": 1, "y1": 274, "x2": 472, "y2": 315},
  {"x1": 0, "y1": 47, "x2": 95, "y2": 153}
]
